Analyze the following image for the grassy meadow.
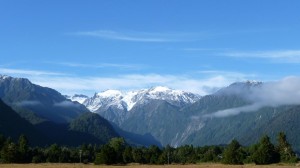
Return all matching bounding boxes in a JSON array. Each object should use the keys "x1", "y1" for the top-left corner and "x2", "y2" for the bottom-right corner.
[{"x1": 0, "y1": 163, "x2": 299, "y2": 168}]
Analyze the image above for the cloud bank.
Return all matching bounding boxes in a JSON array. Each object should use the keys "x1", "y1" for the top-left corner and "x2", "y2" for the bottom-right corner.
[
  {"x1": 206, "y1": 76, "x2": 300, "y2": 118},
  {"x1": 0, "y1": 68, "x2": 254, "y2": 96},
  {"x1": 32, "y1": 74, "x2": 233, "y2": 96},
  {"x1": 54, "y1": 101, "x2": 81, "y2": 108},
  {"x1": 15, "y1": 100, "x2": 42, "y2": 106}
]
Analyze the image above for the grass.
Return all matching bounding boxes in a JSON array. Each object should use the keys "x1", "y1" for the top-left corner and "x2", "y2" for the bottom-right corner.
[{"x1": 0, "y1": 163, "x2": 299, "y2": 168}]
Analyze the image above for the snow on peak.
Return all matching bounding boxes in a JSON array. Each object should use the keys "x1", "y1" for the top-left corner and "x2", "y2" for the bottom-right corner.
[
  {"x1": 149, "y1": 86, "x2": 171, "y2": 93},
  {"x1": 81, "y1": 86, "x2": 201, "y2": 112},
  {"x1": 96, "y1": 90, "x2": 122, "y2": 98},
  {"x1": 0, "y1": 75, "x2": 10, "y2": 80}
]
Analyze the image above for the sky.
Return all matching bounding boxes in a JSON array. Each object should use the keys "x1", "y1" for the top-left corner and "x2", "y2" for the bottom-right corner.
[{"x1": 1, "y1": 0, "x2": 300, "y2": 96}]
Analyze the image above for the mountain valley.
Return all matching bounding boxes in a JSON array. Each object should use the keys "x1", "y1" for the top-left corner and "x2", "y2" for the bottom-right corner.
[{"x1": 1, "y1": 75, "x2": 300, "y2": 151}]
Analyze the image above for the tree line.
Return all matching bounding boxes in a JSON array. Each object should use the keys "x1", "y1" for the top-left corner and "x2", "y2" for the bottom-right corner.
[{"x1": 0, "y1": 132, "x2": 297, "y2": 165}]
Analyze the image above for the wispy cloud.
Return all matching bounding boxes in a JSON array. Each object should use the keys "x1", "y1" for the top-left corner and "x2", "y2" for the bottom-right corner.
[
  {"x1": 56, "y1": 62, "x2": 143, "y2": 70},
  {"x1": 0, "y1": 67, "x2": 253, "y2": 96},
  {"x1": 184, "y1": 48, "x2": 231, "y2": 51},
  {"x1": 205, "y1": 76, "x2": 300, "y2": 118},
  {"x1": 198, "y1": 70, "x2": 256, "y2": 79},
  {"x1": 223, "y1": 50, "x2": 300, "y2": 63},
  {"x1": 54, "y1": 100, "x2": 81, "y2": 108},
  {"x1": 14, "y1": 100, "x2": 42, "y2": 107},
  {"x1": 72, "y1": 30, "x2": 197, "y2": 42},
  {"x1": 0, "y1": 68, "x2": 66, "y2": 76},
  {"x1": 30, "y1": 73, "x2": 247, "y2": 96}
]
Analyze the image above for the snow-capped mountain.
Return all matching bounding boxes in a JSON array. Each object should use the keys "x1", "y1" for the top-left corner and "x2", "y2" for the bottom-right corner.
[
  {"x1": 66, "y1": 94, "x2": 89, "y2": 104},
  {"x1": 81, "y1": 86, "x2": 201, "y2": 112}
]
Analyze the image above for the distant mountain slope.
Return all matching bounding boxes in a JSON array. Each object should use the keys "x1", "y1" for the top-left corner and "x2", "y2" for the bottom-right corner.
[
  {"x1": 69, "y1": 112, "x2": 119, "y2": 143},
  {"x1": 0, "y1": 98, "x2": 119, "y2": 146},
  {"x1": 81, "y1": 81, "x2": 300, "y2": 149},
  {"x1": 0, "y1": 99, "x2": 47, "y2": 145},
  {"x1": 4, "y1": 74, "x2": 300, "y2": 151},
  {"x1": 70, "y1": 86, "x2": 200, "y2": 146},
  {"x1": 242, "y1": 105, "x2": 300, "y2": 151},
  {"x1": 0, "y1": 75, "x2": 89, "y2": 123},
  {"x1": 179, "y1": 81, "x2": 300, "y2": 152}
]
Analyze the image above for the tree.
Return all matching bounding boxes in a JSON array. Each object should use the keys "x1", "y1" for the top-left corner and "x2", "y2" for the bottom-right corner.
[
  {"x1": 122, "y1": 146, "x2": 133, "y2": 163},
  {"x1": 94, "y1": 144, "x2": 116, "y2": 165},
  {"x1": 158, "y1": 145, "x2": 173, "y2": 164},
  {"x1": 173, "y1": 145, "x2": 196, "y2": 164},
  {"x1": 46, "y1": 144, "x2": 61, "y2": 163},
  {"x1": 132, "y1": 147, "x2": 144, "y2": 163},
  {"x1": 276, "y1": 132, "x2": 297, "y2": 163},
  {"x1": 0, "y1": 134, "x2": 5, "y2": 150},
  {"x1": 252, "y1": 135, "x2": 279, "y2": 165},
  {"x1": 196, "y1": 145, "x2": 223, "y2": 163},
  {"x1": 108, "y1": 137, "x2": 126, "y2": 163},
  {"x1": 31, "y1": 147, "x2": 45, "y2": 163},
  {"x1": 0, "y1": 138, "x2": 19, "y2": 163},
  {"x1": 147, "y1": 145, "x2": 161, "y2": 164},
  {"x1": 18, "y1": 134, "x2": 29, "y2": 163},
  {"x1": 222, "y1": 139, "x2": 245, "y2": 165}
]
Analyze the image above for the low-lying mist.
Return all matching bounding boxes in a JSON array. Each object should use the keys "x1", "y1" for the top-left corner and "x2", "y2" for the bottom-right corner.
[{"x1": 205, "y1": 76, "x2": 300, "y2": 118}]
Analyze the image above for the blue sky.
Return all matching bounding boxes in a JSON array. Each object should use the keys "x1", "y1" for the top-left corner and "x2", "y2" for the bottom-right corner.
[{"x1": 1, "y1": 0, "x2": 300, "y2": 96}]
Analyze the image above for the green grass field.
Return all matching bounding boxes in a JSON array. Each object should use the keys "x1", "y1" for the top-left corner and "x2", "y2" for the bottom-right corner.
[{"x1": 0, "y1": 163, "x2": 299, "y2": 168}]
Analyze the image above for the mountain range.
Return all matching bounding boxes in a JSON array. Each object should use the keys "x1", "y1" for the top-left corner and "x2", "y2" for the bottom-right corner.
[
  {"x1": 1, "y1": 74, "x2": 300, "y2": 151},
  {"x1": 68, "y1": 81, "x2": 300, "y2": 151}
]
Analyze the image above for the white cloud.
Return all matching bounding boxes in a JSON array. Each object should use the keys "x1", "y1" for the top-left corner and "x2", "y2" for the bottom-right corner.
[
  {"x1": 223, "y1": 50, "x2": 300, "y2": 63},
  {"x1": 15, "y1": 100, "x2": 42, "y2": 106},
  {"x1": 184, "y1": 48, "x2": 231, "y2": 51},
  {"x1": 0, "y1": 68, "x2": 252, "y2": 96},
  {"x1": 198, "y1": 70, "x2": 256, "y2": 79},
  {"x1": 206, "y1": 76, "x2": 300, "y2": 118},
  {"x1": 30, "y1": 73, "x2": 246, "y2": 96},
  {"x1": 54, "y1": 101, "x2": 81, "y2": 108},
  {"x1": 56, "y1": 62, "x2": 142, "y2": 70},
  {"x1": 72, "y1": 30, "x2": 198, "y2": 42},
  {"x1": 0, "y1": 68, "x2": 66, "y2": 76}
]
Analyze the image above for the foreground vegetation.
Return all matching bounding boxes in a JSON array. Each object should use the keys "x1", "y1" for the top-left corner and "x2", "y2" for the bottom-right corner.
[
  {"x1": 0, "y1": 132, "x2": 297, "y2": 165},
  {"x1": 0, "y1": 163, "x2": 299, "y2": 168}
]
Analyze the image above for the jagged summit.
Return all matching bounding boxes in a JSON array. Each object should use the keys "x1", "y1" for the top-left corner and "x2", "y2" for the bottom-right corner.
[
  {"x1": 215, "y1": 80, "x2": 263, "y2": 96},
  {"x1": 66, "y1": 94, "x2": 89, "y2": 104},
  {"x1": 0, "y1": 74, "x2": 10, "y2": 80},
  {"x1": 96, "y1": 90, "x2": 123, "y2": 98},
  {"x1": 244, "y1": 80, "x2": 263, "y2": 85},
  {"x1": 72, "y1": 86, "x2": 201, "y2": 112},
  {"x1": 0, "y1": 74, "x2": 24, "y2": 81},
  {"x1": 149, "y1": 86, "x2": 171, "y2": 93}
]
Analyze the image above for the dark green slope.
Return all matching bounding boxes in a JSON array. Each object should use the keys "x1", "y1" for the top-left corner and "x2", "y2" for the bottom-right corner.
[
  {"x1": 0, "y1": 99, "x2": 48, "y2": 145},
  {"x1": 184, "y1": 106, "x2": 285, "y2": 146},
  {"x1": 0, "y1": 75, "x2": 89, "y2": 123},
  {"x1": 0, "y1": 99, "x2": 117, "y2": 146},
  {"x1": 182, "y1": 94, "x2": 249, "y2": 116},
  {"x1": 177, "y1": 84, "x2": 253, "y2": 146},
  {"x1": 33, "y1": 112, "x2": 120, "y2": 146},
  {"x1": 69, "y1": 112, "x2": 119, "y2": 143},
  {"x1": 111, "y1": 122, "x2": 162, "y2": 147},
  {"x1": 35, "y1": 121, "x2": 103, "y2": 146},
  {"x1": 242, "y1": 105, "x2": 300, "y2": 151},
  {"x1": 182, "y1": 81, "x2": 300, "y2": 151}
]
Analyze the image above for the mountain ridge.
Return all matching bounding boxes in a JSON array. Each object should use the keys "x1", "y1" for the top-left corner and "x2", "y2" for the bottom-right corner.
[
  {"x1": 68, "y1": 86, "x2": 201, "y2": 112},
  {"x1": 0, "y1": 75, "x2": 89, "y2": 123}
]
